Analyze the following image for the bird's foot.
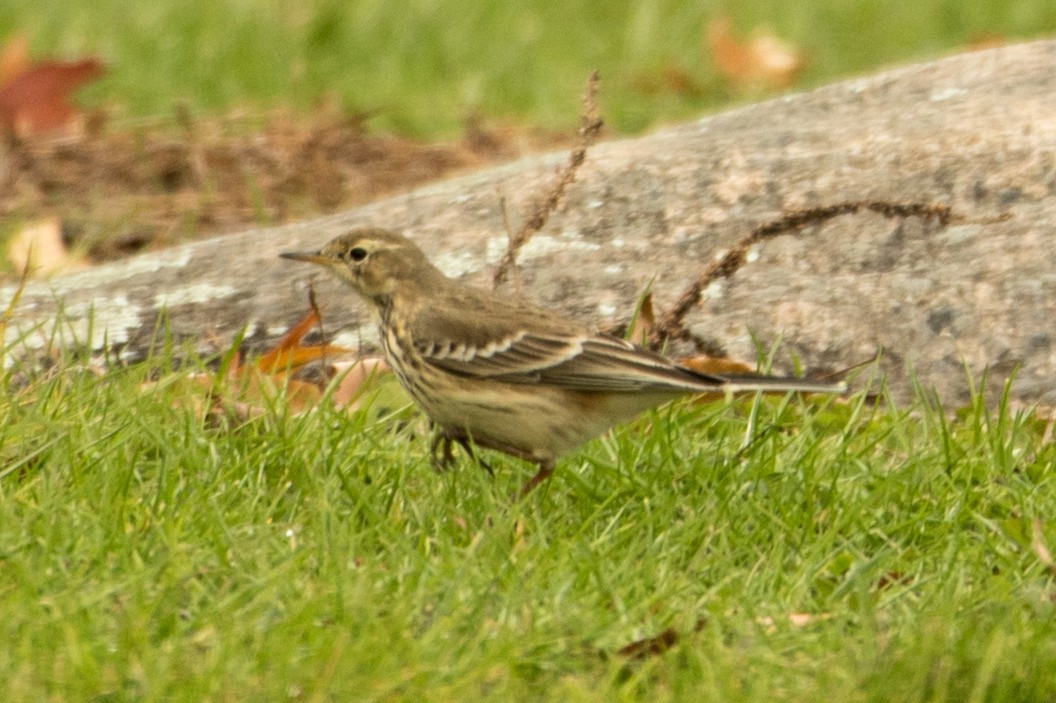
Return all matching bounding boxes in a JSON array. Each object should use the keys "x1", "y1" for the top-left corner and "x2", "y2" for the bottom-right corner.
[
  {"x1": 429, "y1": 430, "x2": 463, "y2": 472},
  {"x1": 518, "y1": 461, "x2": 555, "y2": 499},
  {"x1": 455, "y1": 436, "x2": 494, "y2": 476},
  {"x1": 429, "y1": 430, "x2": 493, "y2": 476}
]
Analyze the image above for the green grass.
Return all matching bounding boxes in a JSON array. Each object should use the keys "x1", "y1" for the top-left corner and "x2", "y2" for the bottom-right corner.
[
  {"x1": 4, "y1": 4, "x2": 1056, "y2": 698},
  {"x1": 2, "y1": 353, "x2": 1055, "y2": 701},
  {"x1": 3, "y1": 0, "x2": 1056, "y2": 135}
]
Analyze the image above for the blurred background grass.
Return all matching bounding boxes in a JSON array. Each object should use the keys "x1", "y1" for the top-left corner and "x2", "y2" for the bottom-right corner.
[{"x1": 2, "y1": 0, "x2": 1055, "y2": 136}]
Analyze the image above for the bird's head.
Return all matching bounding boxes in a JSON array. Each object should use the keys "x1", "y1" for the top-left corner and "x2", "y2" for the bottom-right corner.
[{"x1": 281, "y1": 228, "x2": 443, "y2": 302}]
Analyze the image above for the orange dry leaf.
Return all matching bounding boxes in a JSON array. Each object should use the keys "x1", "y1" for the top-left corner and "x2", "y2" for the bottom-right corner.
[
  {"x1": 681, "y1": 354, "x2": 765, "y2": 402},
  {"x1": 0, "y1": 43, "x2": 104, "y2": 137},
  {"x1": 144, "y1": 307, "x2": 359, "y2": 420},
  {"x1": 680, "y1": 354, "x2": 757, "y2": 402},
  {"x1": 623, "y1": 292, "x2": 758, "y2": 402},
  {"x1": 247, "y1": 307, "x2": 356, "y2": 413},
  {"x1": 706, "y1": 17, "x2": 804, "y2": 91},
  {"x1": 679, "y1": 354, "x2": 756, "y2": 377},
  {"x1": 256, "y1": 308, "x2": 349, "y2": 375}
]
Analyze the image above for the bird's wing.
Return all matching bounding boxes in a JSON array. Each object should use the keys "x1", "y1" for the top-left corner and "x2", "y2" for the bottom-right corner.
[
  {"x1": 416, "y1": 328, "x2": 584, "y2": 378},
  {"x1": 411, "y1": 308, "x2": 581, "y2": 378},
  {"x1": 534, "y1": 335, "x2": 725, "y2": 391},
  {"x1": 408, "y1": 291, "x2": 842, "y2": 394},
  {"x1": 409, "y1": 292, "x2": 708, "y2": 391}
]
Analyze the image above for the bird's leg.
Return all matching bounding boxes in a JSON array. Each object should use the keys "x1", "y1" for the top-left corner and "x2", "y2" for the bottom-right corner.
[
  {"x1": 429, "y1": 427, "x2": 494, "y2": 476},
  {"x1": 430, "y1": 425, "x2": 550, "y2": 492},
  {"x1": 454, "y1": 436, "x2": 494, "y2": 476},
  {"x1": 429, "y1": 433, "x2": 456, "y2": 472},
  {"x1": 518, "y1": 460, "x2": 556, "y2": 498}
]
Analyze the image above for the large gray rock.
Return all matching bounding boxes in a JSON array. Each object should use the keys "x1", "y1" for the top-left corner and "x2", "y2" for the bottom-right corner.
[{"x1": 4, "y1": 41, "x2": 1056, "y2": 405}]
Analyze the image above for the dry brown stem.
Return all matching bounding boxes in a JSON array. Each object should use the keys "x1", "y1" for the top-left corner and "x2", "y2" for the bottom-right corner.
[
  {"x1": 650, "y1": 201, "x2": 954, "y2": 348},
  {"x1": 492, "y1": 70, "x2": 603, "y2": 289}
]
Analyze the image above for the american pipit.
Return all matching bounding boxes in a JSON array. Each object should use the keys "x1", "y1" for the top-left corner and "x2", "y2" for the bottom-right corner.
[{"x1": 281, "y1": 228, "x2": 845, "y2": 495}]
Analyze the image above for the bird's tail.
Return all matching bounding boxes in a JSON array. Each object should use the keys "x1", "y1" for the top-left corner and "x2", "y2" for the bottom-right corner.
[{"x1": 713, "y1": 373, "x2": 847, "y2": 396}]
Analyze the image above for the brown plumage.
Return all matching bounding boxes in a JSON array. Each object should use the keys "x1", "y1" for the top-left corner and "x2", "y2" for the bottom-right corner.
[{"x1": 282, "y1": 228, "x2": 844, "y2": 495}]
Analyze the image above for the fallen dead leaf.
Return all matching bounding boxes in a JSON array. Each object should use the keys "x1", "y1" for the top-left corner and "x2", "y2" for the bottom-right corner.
[
  {"x1": 244, "y1": 370, "x2": 325, "y2": 416},
  {"x1": 142, "y1": 306, "x2": 370, "y2": 421},
  {"x1": 616, "y1": 618, "x2": 708, "y2": 659},
  {"x1": 140, "y1": 301, "x2": 399, "y2": 422},
  {"x1": 678, "y1": 354, "x2": 757, "y2": 402},
  {"x1": 0, "y1": 54, "x2": 104, "y2": 137},
  {"x1": 7, "y1": 217, "x2": 88, "y2": 276},
  {"x1": 256, "y1": 307, "x2": 350, "y2": 376},
  {"x1": 331, "y1": 356, "x2": 391, "y2": 409},
  {"x1": 1032, "y1": 519, "x2": 1056, "y2": 576},
  {"x1": 876, "y1": 571, "x2": 911, "y2": 591},
  {"x1": 616, "y1": 627, "x2": 680, "y2": 659},
  {"x1": 967, "y1": 33, "x2": 1005, "y2": 52},
  {"x1": 226, "y1": 306, "x2": 352, "y2": 415},
  {"x1": 679, "y1": 354, "x2": 756, "y2": 376},
  {"x1": 786, "y1": 612, "x2": 817, "y2": 627},
  {"x1": 706, "y1": 17, "x2": 804, "y2": 91},
  {"x1": 0, "y1": 34, "x2": 29, "y2": 86},
  {"x1": 756, "y1": 612, "x2": 831, "y2": 633},
  {"x1": 626, "y1": 292, "x2": 655, "y2": 347},
  {"x1": 156, "y1": 363, "x2": 326, "y2": 421}
]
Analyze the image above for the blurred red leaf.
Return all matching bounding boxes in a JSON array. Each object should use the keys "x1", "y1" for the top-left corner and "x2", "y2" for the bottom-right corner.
[
  {"x1": 0, "y1": 45, "x2": 104, "y2": 137},
  {"x1": 706, "y1": 17, "x2": 804, "y2": 92}
]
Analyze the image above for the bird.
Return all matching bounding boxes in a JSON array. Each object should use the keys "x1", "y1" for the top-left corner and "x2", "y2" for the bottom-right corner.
[{"x1": 281, "y1": 228, "x2": 845, "y2": 496}]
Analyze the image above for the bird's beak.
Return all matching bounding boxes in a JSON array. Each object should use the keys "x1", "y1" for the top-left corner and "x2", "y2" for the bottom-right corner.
[{"x1": 280, "y1": 250, "x2": 334, "y2": 267}]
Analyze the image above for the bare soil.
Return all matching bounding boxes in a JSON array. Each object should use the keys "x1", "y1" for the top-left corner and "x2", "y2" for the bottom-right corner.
[{"x1": 0, "y1": 108, "x2": 566, "y2": 271}]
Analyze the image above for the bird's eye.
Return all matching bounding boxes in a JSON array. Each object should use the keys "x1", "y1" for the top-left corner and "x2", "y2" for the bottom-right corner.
[{"x1": 348, "y1": 247, "x2": 368, "y2": 262}]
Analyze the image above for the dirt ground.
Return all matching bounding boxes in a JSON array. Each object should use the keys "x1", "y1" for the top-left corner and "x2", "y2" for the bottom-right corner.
[{"x1": 0, "y1": 108, "x2": 567, "y2": 274}]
